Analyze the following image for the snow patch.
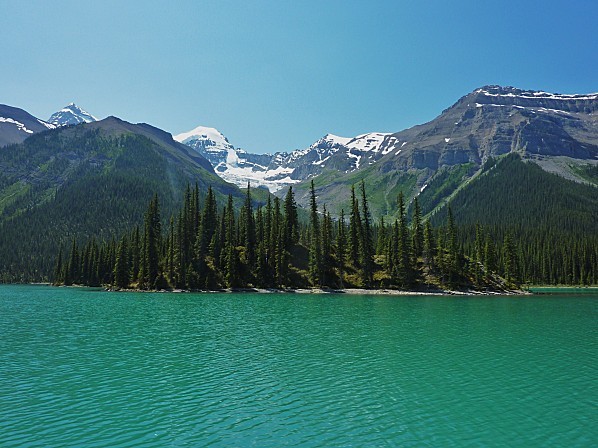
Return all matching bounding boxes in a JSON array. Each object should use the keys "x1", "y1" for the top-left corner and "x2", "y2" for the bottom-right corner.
[
  {"x1": 38, "y1": 119, "x2": 56, "y2": 129},
  {"x1": 346, "y1": 132, "x2": 390, "y2": 152},
  {"x1": 0, "y1": 117, "x2": 34, "y2": 133},
  {"x1": 346, "y1": 150, "x2": 361, "y2": 169},
  {"x1": 480, "y1": 89, "x2": 598, "y2": 101}
]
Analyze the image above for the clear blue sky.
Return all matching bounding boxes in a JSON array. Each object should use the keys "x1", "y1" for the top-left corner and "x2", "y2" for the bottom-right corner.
[{"x1": 1, "y1": 0, "x2": 596, "y2": 153}]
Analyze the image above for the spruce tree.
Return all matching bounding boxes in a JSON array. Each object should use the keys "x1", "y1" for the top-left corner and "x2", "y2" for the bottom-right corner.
[
  {"x1": 168, "y1": 217, "x2": 176, "y2": 285},
  {"x1": 141, "y1": 194, "x2": 161, "y2": 289},
  {"x1": 242, "y1": 183, "x2": 256, "y2": 266},
  {"x1": 53, "y1": 246, "x2": 63, "y2": 285},
  {"x1": 396, "y1": 192, "x2": 412, "y2": 287},
  {"x1": 337, "y1": 209, "x2": 347, "y2": 288},
  {"x1": 130, "y1": 226, "x2": 141, "y2": 284},
  {"x1": 446, "y1": 206, "x2": 459, "y2": 285},
  {"x1": 423, "y1": 220, "x2": 436, "y2": 274},
  {"x1": 65, "y1": 237, "x2": 78, "y2": 286},
  {"x1": 308, "y1": 180, "x2": 322, "y2": 286},
  {"x1": 224, "y1": 194, "x2": 239, "y2": 288},
  {"x1": 283, "y1": 186, "x2": 299, "y2": 249},
  {"x1": 321, "y1": 205, "x2": 333, "y2": 286},
  {"x1": 411, "y1": 197, "x2": 423, "y2": 261},
  {"x1": 349, "y1": 185, "x2": 362, "y2": 267},
  {"x1": 502, "y1": 231, "x2": 517, "y2": 284},
  {"x1": 359, "y1": 181, "x2": 374, "y2": 287},
  {"x1": 114, "y1": 235, "x2": 130, "y2": 288}
]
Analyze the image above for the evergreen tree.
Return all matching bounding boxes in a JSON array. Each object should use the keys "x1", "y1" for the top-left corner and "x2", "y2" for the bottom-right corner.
[
  {"x1": 348, "y1": 185, "x2": 362, "y2": 267},
  {"x1": 53, "y1": 245, "x2": 63, "y2": 285},
  {"x1": 337, "y1": 209, "x2": 347, "y2": 288},
  {"x1": 242, "y1": 183, "x2": 256, "y2": 266},
  {"x1": 321, "y1": 205, "x2": 333, "y2": 286},
  {"x1": 130, "y1": 226, "x2": 141, "y2": 283},
  {"x1": 359, "y1": 181, "x2": 374, "y2": 287},
  {"x1": 255, "y1": 206, "x2": 268, "y2": 287},
  {"x1": 308, "y1": 180, "x2": 322, "y2": 286},
  {"x1": 376, "y1": 216, "x2": 387, "y2": 256},
  {"x1": 65, "y1": 237, "x2": 78, "y2": 286},
  {"x1": 224, "y1": 195, "x2": 239, "y2": 288},
  {"x1": 167, "y1": 217, "x2": 176, "y2": 285},
  {"x1": 472, "y1": 223, "x2": 484, "y2": 286},
  {"x1": 411, "y1": 197, "x2": 423, "y2": 261},
  {"x1": 446, "y1": 205, "x2": 459, "y2": 285},
  {"x1": 423, "y1": 220, "x2": 436, "y2": 273},
  {"x1": 396, "y1": 192, "x2": 412, "y2": 287},
  {"x1": 113, "y1": 235, "x2": 130, "y2": 288},
  {"x1": 283, "y1": 186, "x2": 299, "y2": 249},
  {"x1": 141, "y1": 194, "x2": 161, "y2": 289},
  {"x1": 502, "y1": 231, "x2": 517, "y2": 284},
  {"x1": 483, "y1": 231, "x2": 496, "y2": 276}
]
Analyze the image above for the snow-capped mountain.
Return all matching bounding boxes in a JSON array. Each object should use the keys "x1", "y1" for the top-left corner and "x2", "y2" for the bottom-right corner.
[
  {"x1": 178, "y1": 85, "x2": 598, "y2": 199},
  {"x1": 174, "y1": 126, "x2": 235, "y2": 164},
  {"x1": 175, "y1": 126, "x2": 294, "y2": 191},
  {"x1": 175, "y1": 126, "x2": 395, "y2": 192},
  {"x1": 288, "y1": 85, "x2": 598, "y2": 217},
  {"x1": 48, "y1": 103, "x2": 97, "y2": 127},
  {"x1": 0, "y1": 104, "x2": 55, "y2": 147}
]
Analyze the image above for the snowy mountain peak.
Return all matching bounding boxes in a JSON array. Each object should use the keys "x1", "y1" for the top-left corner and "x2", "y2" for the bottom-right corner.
[
  {"x1": 175, "y1": 125, "x2": 399, "y2": 193},
  {"x1": 321, "y1": 133, "x2": 352, "y2": 146},
  {"x1": 174, "y1": 125, "x2": 230, "y2": 145},
  {"x1": 48, "y1": 103, "x2": 97, "y2": 127},
  {"x1": 173, "y1": 125, "x2": 234, "y2": 155}
]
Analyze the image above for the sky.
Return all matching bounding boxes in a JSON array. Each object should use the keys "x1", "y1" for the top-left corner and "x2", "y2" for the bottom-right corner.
[{"x1": 1, "y1": 0, "x2": 597, "y2": 153}]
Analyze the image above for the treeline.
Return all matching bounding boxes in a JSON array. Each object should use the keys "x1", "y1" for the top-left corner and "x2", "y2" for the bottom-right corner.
[{"x1": 55, "y1": 180, "x2": 569, "y2": 291}]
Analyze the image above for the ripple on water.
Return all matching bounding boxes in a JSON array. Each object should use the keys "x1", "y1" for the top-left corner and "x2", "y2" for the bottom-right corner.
[{"x1": 0, "y1": 286, "x2": 596, "y2": 447}]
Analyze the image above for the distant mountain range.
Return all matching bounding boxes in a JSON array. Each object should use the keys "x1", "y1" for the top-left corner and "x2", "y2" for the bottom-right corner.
[
  {"x1": 0, "y1": 84, "x2": 597, "y2": 281},
  {"x1": 174, "y1": 126, "x2": 396, "y2": 192},
  {"x1": 174, "y1": 86, "x2": 597, "y2": 205},
  {"x1": 0, "y1": 102, "x2": 96, "y2": 147}
]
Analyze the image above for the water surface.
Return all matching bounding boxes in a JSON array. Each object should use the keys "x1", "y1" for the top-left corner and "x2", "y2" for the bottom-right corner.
[{"x1": 0, "y1": 285, "x2": 596, "y2": 447}]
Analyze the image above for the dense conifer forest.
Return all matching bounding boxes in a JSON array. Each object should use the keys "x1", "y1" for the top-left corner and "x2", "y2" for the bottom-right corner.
[{"x1": 52, "y1": 179, "x2": 598, "y2": 291}]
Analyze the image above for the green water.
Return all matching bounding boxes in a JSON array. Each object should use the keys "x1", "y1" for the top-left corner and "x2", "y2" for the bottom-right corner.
[{"x1": 0, "y1": 285, "x2": 596, "y2": 447}]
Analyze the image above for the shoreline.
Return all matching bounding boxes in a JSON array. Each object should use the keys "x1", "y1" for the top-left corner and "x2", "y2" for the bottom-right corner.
[{"x1": 100, "y1": 286, "x2": 530, "y2": 296}]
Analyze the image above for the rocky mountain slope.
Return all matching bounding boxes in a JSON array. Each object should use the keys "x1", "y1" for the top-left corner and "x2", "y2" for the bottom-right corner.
[
  {"x1": 291, "y1": 85, "x2": 598, "y2": 217},
  {"x1": 0, "y1": 104, "x2": 55, "y2": 147}
]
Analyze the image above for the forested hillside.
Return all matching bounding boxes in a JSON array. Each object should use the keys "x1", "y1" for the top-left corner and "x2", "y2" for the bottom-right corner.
[
  {"x1": 0, "y1": 122, "x2": 266, "y2": 282},
  {"x1": 53, "y1": 178, "x2": 598, "y2": 291}
]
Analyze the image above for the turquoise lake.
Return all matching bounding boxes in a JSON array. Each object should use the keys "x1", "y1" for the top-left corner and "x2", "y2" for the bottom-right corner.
[{"x1": 0, "y1": 285, "x2": 596, "y2": 447}]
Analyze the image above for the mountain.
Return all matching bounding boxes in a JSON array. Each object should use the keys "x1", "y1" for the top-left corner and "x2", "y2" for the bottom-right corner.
[
  {"x1": 48, "y1": 103, "x2": 97, "y2": 126},
  {"x1": 175, "y1": 126, "x2": 395, "y2": 192},
  {"x1": 0, "y1": 116, "x2": 259, "y2": 281},
  {"x1": 292, "y1": 85, "x2": 598, "y2": 218},
  {"x1": 0, "y1": 104, "x2": 55, "y2": 147}
]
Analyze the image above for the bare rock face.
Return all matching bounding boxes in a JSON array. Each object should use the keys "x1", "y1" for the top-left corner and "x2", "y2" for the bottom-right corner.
[
  {"x1": 289, "y1": 86, "x2": 598, "y2": 217},
  {"x1": 382, "y1": 86, "x2": 598, "y2": 171}
]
